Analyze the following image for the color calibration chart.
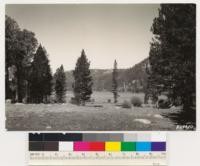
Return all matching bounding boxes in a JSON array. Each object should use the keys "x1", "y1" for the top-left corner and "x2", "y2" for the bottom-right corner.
[{"x1": 29, "y1": 133, "x2": 167, "y2": 166}]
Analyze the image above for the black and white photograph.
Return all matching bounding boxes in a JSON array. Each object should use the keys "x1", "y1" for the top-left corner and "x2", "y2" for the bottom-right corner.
[{"x1": 5, "y1": 4, "x2": 196, "y2": 131}]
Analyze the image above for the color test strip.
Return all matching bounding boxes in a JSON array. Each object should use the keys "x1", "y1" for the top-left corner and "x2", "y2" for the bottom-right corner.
[
  {"x1": 124, "y1": 133, "x2": 137, "y2": 141},
  {"x1": 29, "y1": 141, "x2": 44, "y2": 151},
  {"x1": 105, "y1": 142, "x2": 121, "y2": 151},
  {"x1": 95, "y1": 134, "x2": 110, "y2": 141},
  {"x1": 121, "y1": 142, "x2": 136, "y2": 151},
  {"x1": 137, "y1": 133, "x2": 151, "y2": 141},
  {"x1": 136, "y1": 142, "x2": 151, "y2": 151},
  {"x1": 44, "y1": 141, "x2": 58, "y2": 151},
  {"x1": 74, "y1": 142, "x2": 105, "y2": 151},
  {"x1": 74, "y1": 142, "x2": 90, "y2": 151},
  {"x1": 29, "y1": 133, "x2": 166, "y2": 152},
  {"x1": 151, "y1": 133, "x2": 166, "y2": 142},
  {"x1": 89, "y1": 142, "x2": 105, "y2": 151},
  {"x1": 59, "y1": 142, "x2": 73, "y2": 151},
  {"x1": 151, "y1": 142, "x2": 166, "y2": 151},
  {"x1": 83, "y1": 134, "x2": 97, "y2": 141},
  {"x1": 43, "y1": 133, "x2": 83, "y2": 141},
  {"x1": 29, "y1": 133, "x2": 44, "y2": 141},
  {"x1": 108, "y1": 134, "x2": 124, "y2": 141},
  {"x1": 29, "y1": 133, "x2": 166, "y2": 142},
  {"x1": 29, "y1": 141, "x2": 166, "y2": 152}
]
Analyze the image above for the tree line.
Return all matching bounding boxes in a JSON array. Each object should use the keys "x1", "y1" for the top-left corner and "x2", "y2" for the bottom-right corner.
[
  {"x1": 6, "y1": 15, "x2": 119, "y2": 104},
  {"x1": 6, "y1": 15, "x2": 56, "y2": 103}
]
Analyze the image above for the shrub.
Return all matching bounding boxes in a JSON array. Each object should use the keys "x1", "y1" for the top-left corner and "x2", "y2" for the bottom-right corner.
[
  {"x1": 157, "y1": 99, "x2": 171, "y2": 109},
  {"x1": 122, "y1": 100, "x2": 132, "y2": 109},
  {"x1": 87, "y1": 98, "x2": 95, "y2": 103},
  {"x1": 49, "y1": 96, "x2": 56, "y2": 104},
  {"x1": 70, "y1": 97, "x2": 80, "y2": 105},
  {"x1": 131, "y1": 96, "x2": 142, "y2": 107},
  {"x1": 6, "y1": 99, "x2": 12, "y2": 104}
]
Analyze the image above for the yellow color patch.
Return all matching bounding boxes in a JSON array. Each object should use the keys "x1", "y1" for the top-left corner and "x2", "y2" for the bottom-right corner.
[{"x1": 105, "y1": 142, "x2": 121, "y2": 151}]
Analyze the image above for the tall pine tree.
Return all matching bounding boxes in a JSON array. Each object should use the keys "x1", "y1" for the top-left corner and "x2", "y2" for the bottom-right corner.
[
  {"x1": 148, "y1": 4, "x2": 196, "y2": 123},
  {"x1": 5, "y1": 16, "x2": 38, "y2": 102},
  {"x1": 30, "y1": 45, "x2": 52, "y2": 103},
  {"x1": 73, "y1": 49, "x2": 93, "y2": 105},
  {"x1": 112, "y1": 60, "x2": 118, "y2": 103},
  {"x1": 54, "y1": 65, "x2": 67, "y2": 103}
]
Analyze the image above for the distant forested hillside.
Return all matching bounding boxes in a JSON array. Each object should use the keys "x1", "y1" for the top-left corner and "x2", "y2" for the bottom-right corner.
[{"x1": 66, "y1": 58, "x2": 148, "y2": 92}]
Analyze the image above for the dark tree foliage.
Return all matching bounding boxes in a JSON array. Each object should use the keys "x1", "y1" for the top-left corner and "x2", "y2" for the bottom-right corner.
[
  {"x1": 5, "y1": 15, "x2": 38, "y2": 102},
  {"x1": 112, "y1": 60, "x2": 118, "y2": 103},
  {"x1": 54, "y1": 65, "x2": 67, "y2": 103},
  {"x1": 6, "y1": 15, "x2": 20, "y2": 68},
  {"x1": 125, "y1": 58, "x2": 148, "y2": 93},
  {"x1": 6, "y1": 16, "x2": 20, "y2": 101},
  {"x1": 73, "y1": 49, "x2": 93, "y2": 105},
  {"x1": 30, "y1": 45, "x2": 52, "y2": 103},
  {"x1": 148, "y1": 4, "x2": 196, "y2": 123}
]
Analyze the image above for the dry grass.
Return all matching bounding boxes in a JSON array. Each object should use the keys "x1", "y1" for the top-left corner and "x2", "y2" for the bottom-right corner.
[{"x1": 5, "y1": 91, "x2": 178, "y2": 131}]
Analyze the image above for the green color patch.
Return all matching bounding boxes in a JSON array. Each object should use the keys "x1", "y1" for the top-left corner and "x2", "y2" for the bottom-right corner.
[{"x1": 121, "y1": 142, "x2": 136, "y2": 151}]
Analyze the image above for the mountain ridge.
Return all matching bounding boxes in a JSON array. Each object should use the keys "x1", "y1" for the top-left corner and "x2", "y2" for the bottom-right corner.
[{"x1": 65, "y1": 58, "x2": 148, "y2": 92}]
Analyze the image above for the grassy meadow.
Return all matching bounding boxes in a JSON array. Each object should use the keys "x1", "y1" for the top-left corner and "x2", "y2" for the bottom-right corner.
[{"x1": 6, "y1": 91, "x2": 180, "y2": 131}]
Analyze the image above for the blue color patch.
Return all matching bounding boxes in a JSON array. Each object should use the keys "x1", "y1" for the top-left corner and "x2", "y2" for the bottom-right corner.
[{"x1": 136, "y1": 142, "x2": 151, "y2": 151}]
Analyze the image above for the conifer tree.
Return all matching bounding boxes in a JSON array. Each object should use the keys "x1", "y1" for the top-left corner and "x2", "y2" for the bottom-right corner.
[
  {"x1": 148, "y1": 4, "x2": 196, "y2": 123},
  {"x1": 54, "y1": 65, "x2": 67, "y2": 103},
  {"x1": 112, "y1": 60, "x2": 118, "y2": 103},
  {"x1": 30, "y1": 45, "x2": 52, "y2": 103},
  {"x1": 73, "y1": 49, "x2": 93, "y2": 105},
  {"x1": 5, "y1": 16, "x2": 38, "y2": 102}
]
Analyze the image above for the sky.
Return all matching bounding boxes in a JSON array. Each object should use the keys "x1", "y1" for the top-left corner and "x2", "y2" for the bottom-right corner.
[{"x1": 6, "y1": 4, "x2": 160, "y2": 72}]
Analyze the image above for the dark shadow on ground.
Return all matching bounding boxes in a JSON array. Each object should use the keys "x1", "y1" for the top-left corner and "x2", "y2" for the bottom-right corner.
[{"x1": 161, "y1": 109, "x2": 196, "y2": 130}]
